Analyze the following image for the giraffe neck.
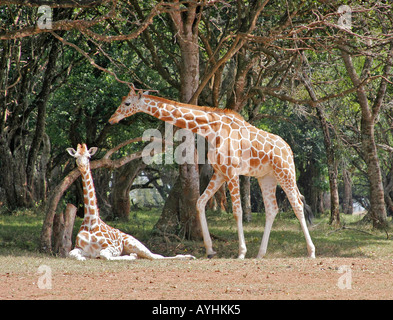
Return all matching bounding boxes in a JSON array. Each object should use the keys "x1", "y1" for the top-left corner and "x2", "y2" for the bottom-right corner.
[
  {"x1": 141, "y1": 95, "x2": 223, "y2": 136},
  {"x1": 80, "y1": 166, "x2": 100, "y2": 221}
]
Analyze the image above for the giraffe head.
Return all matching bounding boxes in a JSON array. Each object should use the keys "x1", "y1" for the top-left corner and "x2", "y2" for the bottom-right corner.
[
  {"x1": 108, "y1": 86, "x2": 145, "y2": 124},
  {"x1": 67, "y1": 143, "x2": 98, "y2": 174}
]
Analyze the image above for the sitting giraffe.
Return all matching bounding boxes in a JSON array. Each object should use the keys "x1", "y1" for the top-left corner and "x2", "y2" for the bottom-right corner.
[{"x1": 66, "y1": 143, "x2": 195, "y2": 261}]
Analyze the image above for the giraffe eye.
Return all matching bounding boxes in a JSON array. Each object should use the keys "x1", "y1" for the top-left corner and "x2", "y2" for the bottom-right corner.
[{"x1": 125, "y1": 101, "x2": 131, "y2": 106}]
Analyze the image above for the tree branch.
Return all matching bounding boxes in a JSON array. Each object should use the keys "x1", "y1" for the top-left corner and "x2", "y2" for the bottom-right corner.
[
  {"x1": 0, "y1": 1, "x2": 165, "y2": 41},
  {"x1": 0, "y1": 0, "x2": 109, "y2": 7}
]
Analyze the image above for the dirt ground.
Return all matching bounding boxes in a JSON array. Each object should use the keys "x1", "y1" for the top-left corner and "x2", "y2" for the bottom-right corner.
[{"x1": 1, "y1": 256, "x2": 393, "y2": 300}]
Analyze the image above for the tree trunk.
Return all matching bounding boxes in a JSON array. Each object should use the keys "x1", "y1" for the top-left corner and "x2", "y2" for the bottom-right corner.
[
  {"x1": 340, "y1": 47, "x2": 389, "y2": 229},
  {"x1": 154, "y1": 177, "x2": 182, "y2": 235},
  {"x1": 26, "y1": 38, "x2": 59, "y2": 201},
  {"x1": 361, "y1": 120, "x2": 387, "y2": 228},
  {"x1": 342, "y1": 167, "x2": 353, "y2": 215},
  {"x1": 297, "y1": 155, "x2": 321, "y2": 217},
  {"x1": 53, "y1": 211, "x2": 65, "y2": 254},
  {"x1": 155, "y1": 3, "x2": 202, "y2": 240},
  {"x1": 315, "y1": 105, "x2": 340, "y2": 226},
  {"x1": 0, "y1": 142, "x2": 31, "y2": 210},
  {"x1": 112, "y1": 158, "x2": 146, "y2": 221},
  {"x1": 240, "y1": 175, "x2": 252, "y2": 222},
  {"x1": 0, "y1": 34, "x2": 59, "y2": 210},
  {"x1": 299, "y1": 62, "x2": 340, "y2": 226},
  {"x1": 176, "y1": 4, "x2": 202, "y2": 239},
  {"x1": 53, "y1": 203, "x2": 77, "y2": 257}
]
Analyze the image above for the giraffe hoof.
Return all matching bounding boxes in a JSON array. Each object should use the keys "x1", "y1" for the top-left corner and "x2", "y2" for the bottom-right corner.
[{"x1": 207, "y1": 252, "x2": 217, "y2": 259}]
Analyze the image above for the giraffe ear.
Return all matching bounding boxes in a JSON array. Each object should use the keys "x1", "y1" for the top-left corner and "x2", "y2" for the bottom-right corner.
[
  {"x1": 88, "y1": 147, "x2": 98, "y2": 157},
  {"x1": 66, "y1": 148, "x2": 77, "y2": 157}
]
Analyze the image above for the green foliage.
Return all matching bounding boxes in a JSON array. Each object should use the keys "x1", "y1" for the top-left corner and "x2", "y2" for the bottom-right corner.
[{"x1": 1, "y1": 208, "x2": 391, "y2": 259}]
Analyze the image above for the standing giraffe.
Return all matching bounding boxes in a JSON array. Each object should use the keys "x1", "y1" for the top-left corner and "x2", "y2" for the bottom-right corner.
[
  {"x1": 66, "y1": 143, "x2": 195, "y2": 261},
  {"x1": 109, "y1": 87, "x2": 315, "y2": 259}
]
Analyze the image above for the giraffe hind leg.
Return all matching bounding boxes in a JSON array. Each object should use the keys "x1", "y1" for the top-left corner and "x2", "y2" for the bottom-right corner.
[
  {"x1": 122, "y1": 234, "x2": 195, "y2": 260},
  {"x1": 280, "y1": 182, "x2": 316, "y2": 258},
  {"x1": 257, "y1": 174, "x2": 279, "y2": 259}
]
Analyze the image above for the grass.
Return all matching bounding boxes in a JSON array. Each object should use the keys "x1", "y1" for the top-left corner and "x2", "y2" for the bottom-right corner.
[
  {"x1": 206, "y1": 210, "x2": 393, "y2": 259},
  {"x1": 0, "y1": 206, "x2": 392, "y2": 264}
]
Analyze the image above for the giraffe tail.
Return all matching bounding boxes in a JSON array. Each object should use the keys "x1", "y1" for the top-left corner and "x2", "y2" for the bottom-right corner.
[{"x1": 300, "y1": 194, "x2": 314, "y2": 225}]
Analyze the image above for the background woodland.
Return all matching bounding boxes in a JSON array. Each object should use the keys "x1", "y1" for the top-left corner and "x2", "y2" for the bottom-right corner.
[{"x1": 1, "y1": 1, "x2": 392, "y2": 252}]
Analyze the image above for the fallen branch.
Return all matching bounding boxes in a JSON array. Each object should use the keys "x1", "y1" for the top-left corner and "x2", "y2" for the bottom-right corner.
[{"x1": 327, "y1": 225, "x2": 374, "y2": 236}]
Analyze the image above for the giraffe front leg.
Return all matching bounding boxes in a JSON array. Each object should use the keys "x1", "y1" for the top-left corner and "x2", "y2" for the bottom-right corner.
[
  {"x1": 228, "y1": 176, "x2": 247, "y2": 259},
  {"x1": 68, "y1": 248, "x2": 88, "y2": 261},
  {"x1": 197, "y1": 172, "x2": 225, "y2": 258},
  {"x1": 122, "y1": 234, "x2": 165, "y2": 260},
  {"x1": 171, "y1": 254, "x2": 196, "y2": 260},
  {"x1": 99, "y1": 247, "x2": 129, "y2": 261}
]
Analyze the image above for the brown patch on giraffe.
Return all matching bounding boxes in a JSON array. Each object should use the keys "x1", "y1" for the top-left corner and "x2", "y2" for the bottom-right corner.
[
  {"x1": 161, "y1": 115, "x2": 173, "y2": 122},
  {"x1": 91, "y1": 243, "x2": 100, "y2": 250},
  {"x1": 91, "y1": 225, "x2": 100, "y2": 233},
  {"x1": 164, "y1": 104, "x2": 175, "y2": 113},
  {"x1": 231, "y1": 122, "x2": 240, "y2": 130},
  {"x1": 176, "y1": 118, "x2": 187, "y2": 129},
  {"x1": 250, "y1": 158, "x2": 260, "y2": 168},
  {"x1": 263, "y1": 142, "x2": 273, "y2": 154},
  {"x1": 159, "y1": 108, "x2": 171, "y2": 118},
  {"x1": 171, "y1": 108, "x2": 182, "y2": 119},
  {"x1": 195, "y1": 116, "x2": 209, "y2": 125},
  {"x1": 187, "y1": 121, "x2": 197, "y2": 130},
  {"x1": 151, "y1": 108, "x2": 160, "y2": 118}
]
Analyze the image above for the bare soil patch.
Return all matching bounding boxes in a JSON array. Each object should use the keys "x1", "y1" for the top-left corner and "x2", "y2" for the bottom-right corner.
[{"x1": 1, "y1": 256, "x2": 392, "y2": 300}]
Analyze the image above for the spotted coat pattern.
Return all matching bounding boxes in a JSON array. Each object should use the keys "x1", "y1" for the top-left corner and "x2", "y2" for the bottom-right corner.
[
  {"x1": 67, "y1": 144, "x2": 195, "y2": 261},
  {"x1": 109, "y1": 88, "x2": 315, "y2": 259}
]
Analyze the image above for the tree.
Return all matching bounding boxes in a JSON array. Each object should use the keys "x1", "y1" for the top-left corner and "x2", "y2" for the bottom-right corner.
[
  {"x1": 338, "y1": 40, "x2": 393, "y2": 228},
  {"x1": 298, "y1": 58, "x2": 340, "y2": 225},
  {"x1": 0, "y1": 19, "x2": 64, "y2": 209},
  {"x1": 248, "y1": 1, "x2": 393, "y2": 227},
  {"x1": 134, "y1": 0, "x2": 268, "y2": 239}
]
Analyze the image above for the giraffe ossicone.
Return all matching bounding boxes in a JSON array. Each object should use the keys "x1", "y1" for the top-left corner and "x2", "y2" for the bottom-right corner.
[
  {"x1": 109, "y1": 86, "x2": 316, "y2": 259},
  {"x1": 66, "y1": 143, "x2": 195, "y2": 261}
]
